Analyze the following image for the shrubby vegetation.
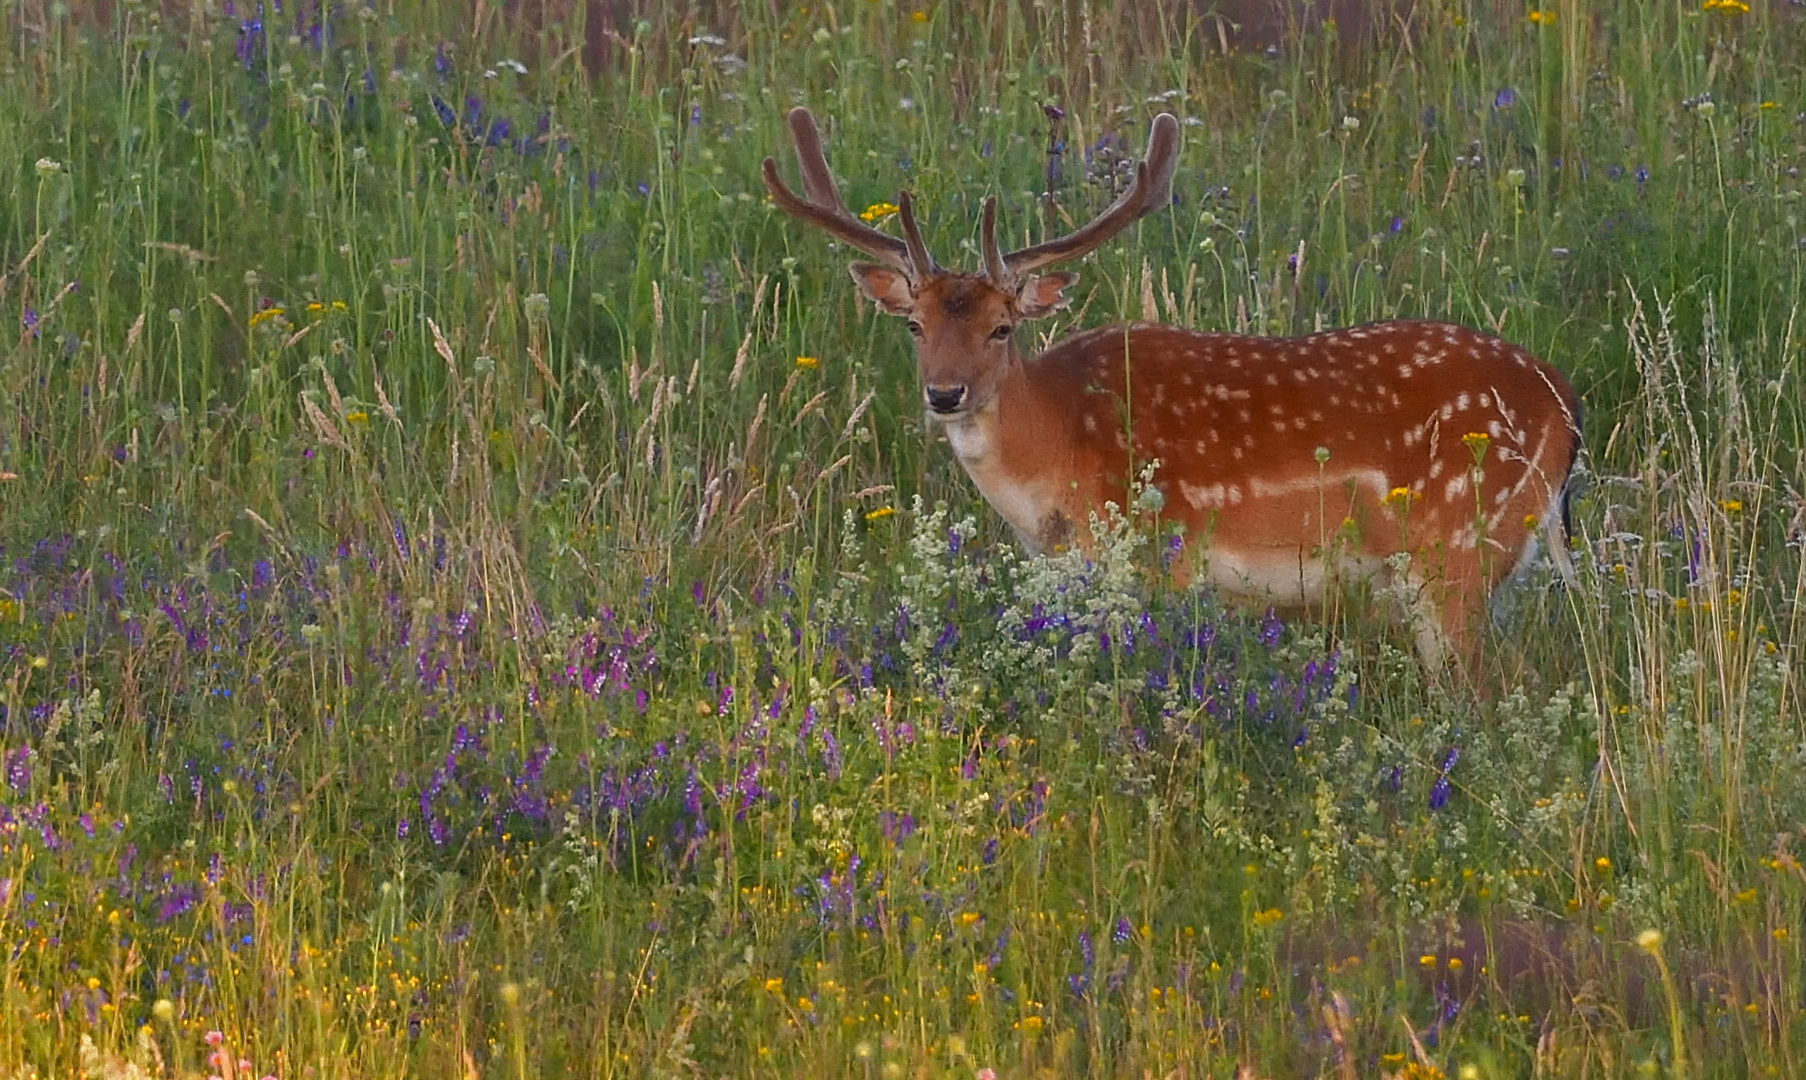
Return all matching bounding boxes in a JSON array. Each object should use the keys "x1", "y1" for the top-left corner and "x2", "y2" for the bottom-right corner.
[{"x1": 0, "y1": 2, "x2": 1802, "y2": 1077}]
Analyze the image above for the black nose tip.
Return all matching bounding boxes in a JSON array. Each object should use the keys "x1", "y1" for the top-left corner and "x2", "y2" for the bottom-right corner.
[{"x1": 925, "y1": 385, "x2": 967, "y2": 414}]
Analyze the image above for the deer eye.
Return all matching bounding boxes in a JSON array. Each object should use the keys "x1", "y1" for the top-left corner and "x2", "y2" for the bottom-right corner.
[
  {"x1": 906, "y1": 320, "x2": 925, "y2": 337},
  {"x1": 989, "y1": 324, "x2": 1014, "y2": 341}
]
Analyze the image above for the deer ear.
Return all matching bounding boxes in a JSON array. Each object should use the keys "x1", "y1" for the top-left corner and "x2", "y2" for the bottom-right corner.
[
  {"x1": 849, "y1": 263, "x2": 915, "y2": 315},
  {"x1": 1015, "y1": 272, "x2": 1078, "y2": 319}
]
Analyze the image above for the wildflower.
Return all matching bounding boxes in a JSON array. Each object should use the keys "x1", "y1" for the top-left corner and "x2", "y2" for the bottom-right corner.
[
  {"x1": 1386, "y1": 486, "x2": 1419, "y2": 507},
  {"x1": 1528, "y1": 8, "x2": 1555, "y2": 23},
  {"x1": 1493, "y1": 88, "x2": 1517, "y2": 109},
  {"x1": 1703, "y1": 0, "x2": 1750, "y2": 11},
  {"x1": 1596, "y1": 856, "x2": 1611, "y2": 871},
  {"x1": 1447, "y1": 957, "x2": 1464, "y2": 971},
  {"x1": 1419, "y1": 954, "x2": 1437, "y2": 968},
  {"x1": 911, "y1": 9, "x2": 928, "y2": 21},
  {"x1": 306, "y1": 301, "x2": 325, "y2": 314},
  {"x1": 1719, "y1": 499, "x2": 1742, "y2": 513},
  {"x1": 248, "y1": 307, "x2": 286, "y2": 330},
  {"x1": 345, "y1": 410, "x2": 370, "y2": 426},
  {"x1": 763, "y1": 977, "x2": 784, "y2": 993},
  {"x1": 1461, "y1": 431, "x2": 1490, "y2": 462},
  {"x1": 859, "y1": 201, "x2": 899, "y2": 223},
  {"x1": 1252, "y1": 907, "x2": 1283, "y2": 927},
  {"x1": 1340, "y1": 115, "x2": 1360, "y2": 132},
  {"x1": 1635, "y1": 929, "x2": 1663, "y2": 952},
  {"x1": 34, "y1": 157, "x2": 61, "y2": 176},
  {"x1": 865, "y1": 505, "x2": 895, "y2": 521}
]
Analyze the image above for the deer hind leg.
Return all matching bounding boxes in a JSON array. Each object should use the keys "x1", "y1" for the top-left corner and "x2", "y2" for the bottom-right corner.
[{"x1": 1385, "y1": 548, "x2": 1486, "y2": 674}]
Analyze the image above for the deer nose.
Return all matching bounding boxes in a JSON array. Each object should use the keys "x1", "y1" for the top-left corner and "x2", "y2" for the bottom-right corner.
[{"x1": 925, "y1": 385, "x2": 968, "y2": 414}]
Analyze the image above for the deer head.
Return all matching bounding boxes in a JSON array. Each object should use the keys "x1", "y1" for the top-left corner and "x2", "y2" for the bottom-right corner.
[{"x1": 761, "y1": 107, "x2": 1181, "y2": 419}]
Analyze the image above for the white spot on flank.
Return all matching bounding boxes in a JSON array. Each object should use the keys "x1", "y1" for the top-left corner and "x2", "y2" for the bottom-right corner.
[{"x1": 1443, "y1": 474, "x2": 1469, "y2": 501}]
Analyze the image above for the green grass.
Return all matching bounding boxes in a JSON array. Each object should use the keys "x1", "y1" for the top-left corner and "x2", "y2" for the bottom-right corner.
[{"x1": 1, "y1": 2, "x2": 1803, "y2": 1077}]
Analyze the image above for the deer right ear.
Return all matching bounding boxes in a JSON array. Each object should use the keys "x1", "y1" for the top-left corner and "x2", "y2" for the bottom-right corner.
[
  {"x1": 849, "y1": 263, "x2": 915, "y2": 315},
  {"x1": 1015, "y1": 271, "x2": 1078, "y2": 319}
]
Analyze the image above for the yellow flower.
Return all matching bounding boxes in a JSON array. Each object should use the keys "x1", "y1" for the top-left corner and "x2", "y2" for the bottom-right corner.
[
  {"x1": 763, "y1": 978, "x2": 784, "y2": 993},
  {"x1": 1523, "y1": 513, "x2": 1539, "y2": 528},
  {"x1": 1719, "y1": 499, "x2": 1743, "y2": 513},
  {"x1": 1419, "y1": 954, "x2": 1437, "y2": 968},
  {"x1": 1703, "y1": 0, "x2": 1750, "y2": 11},
  {"x1": 859, "y1": 201, "x2": 899, "y2": 223},
  {"x1": 1528, "y1": 8, "x2": 1555, "y2": 23},
  {"x1": 795, "y1": 355, "x2": 819, "y2": 369},
  {"x1": 1021, "y1": 1015, "x2": 1043, "y2": 1031},
  {"x1": 911, "y1": 9, "x2": 928, "y2": 22},
  {"x1": 345, "y1": 410, "x2": 370, "y2": 426},
  {"x1": 248, "y1": 307, "x2": 286, "y2": 330},
  {"x1": 865, "y1": 506, "x2": 896, "y2": 521},
  {"x1": 1461, "y1": 431, "x2": 1490, "y2": 461},
  {"x1": 1596, "y1": 856, "x2": 1611, "y2": 871},
  {"x1": 1635, "y1": 929, "x2": 1663, "y2": 952},
  {"x1": 1447, "y1": 957, "x2": 1463, "y2": 971},
  {"x1": 1251, "y1": 907, "x2": 1283, "y2": 927},
  {"x1": 332, "y1": 300, "x2": 348, "y2": 311},
  {"x1": 306, "y1": 302, "x2": 325, "y2": 314}
]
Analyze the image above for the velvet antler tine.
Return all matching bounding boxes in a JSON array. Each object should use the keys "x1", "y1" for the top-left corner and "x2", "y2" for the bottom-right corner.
[
  {"x1": 1003, "y1": 112, "x2": 1181, "y2": 277},
  {"x1": 763, "y1": 112, "x2": 914, "y2": 272},
  {"x1": 980, "y1": 196, "x2": 1007, "y2": 285},
  {"x1": 785, "y1": 107, "x2": 850, "y2": 212},
  {"x1": 897, "y1": 190, "x2": 936, "y2": 277}
]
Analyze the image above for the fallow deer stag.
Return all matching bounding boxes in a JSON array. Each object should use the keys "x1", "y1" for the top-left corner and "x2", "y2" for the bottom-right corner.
[{"x1": 762, "y1": 107, "x2": 1582, "y2": 669}]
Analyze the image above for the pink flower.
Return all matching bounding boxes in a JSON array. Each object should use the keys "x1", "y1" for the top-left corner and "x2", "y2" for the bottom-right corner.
[
  {"x1": 204, "y1": 1031, "x2": 225, "y2": 1047},
  {"x1": 977, "y1": 1070, "x2": 997, "y2": 1080}
]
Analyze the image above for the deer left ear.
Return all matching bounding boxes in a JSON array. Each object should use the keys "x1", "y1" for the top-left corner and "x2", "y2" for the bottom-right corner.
[{"x1": 1015, "y1": 272, "x2": 1078, "y2": 319}]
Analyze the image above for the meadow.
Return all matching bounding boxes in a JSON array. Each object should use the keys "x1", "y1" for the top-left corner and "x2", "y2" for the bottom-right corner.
[{"x1": 0, "y1": 1, "x2": 1803, "y2": 1077}]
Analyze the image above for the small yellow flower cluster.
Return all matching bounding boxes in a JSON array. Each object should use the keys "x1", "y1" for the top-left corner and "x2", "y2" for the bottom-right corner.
[
  {"x1": 859, "y1": 202, "x2": 899, "y2": 223},
  {"x1": 1527, "y1": 8, "x2": 1555, "y2": 23},
  {"x1": 1703, "y1": 0, "x2": 1750, "y2": 12},
  {"x1": 795, "y1": 355, "x2": 819, "y2": 369},
  {"x1": 248, "y1": 307, "x2": 286, "y2": 330},
  {"x1": 865, "y1": 505, "x2": 896, "y2": 522},
  {"x1": 1251, "y1": 907, "x2": 1283, "y2": 927}
]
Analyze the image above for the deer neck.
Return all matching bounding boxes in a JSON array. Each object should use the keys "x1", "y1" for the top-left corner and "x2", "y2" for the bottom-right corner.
[{"x1": 933, "y1": 354, "x2": 1074, "y2": 552}]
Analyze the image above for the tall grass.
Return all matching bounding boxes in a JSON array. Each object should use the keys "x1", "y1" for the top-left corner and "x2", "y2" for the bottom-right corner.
[{"x1": 0, "y1": 2, "x2": 1802, "y2": 1077}]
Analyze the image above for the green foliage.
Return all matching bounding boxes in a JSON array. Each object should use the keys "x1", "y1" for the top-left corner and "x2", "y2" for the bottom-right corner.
[{"x1": 0, "y1": 3, "x2": 1803, "y2": 1078}]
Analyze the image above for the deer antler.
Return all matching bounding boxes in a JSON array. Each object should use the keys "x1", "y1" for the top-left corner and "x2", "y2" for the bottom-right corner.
[
  {"x1": 761, "y1": 107, "x2": 931, "y2": 278},
  {"x1": 983, "y1": 112, "x2": 1181, "y2": 286}
]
